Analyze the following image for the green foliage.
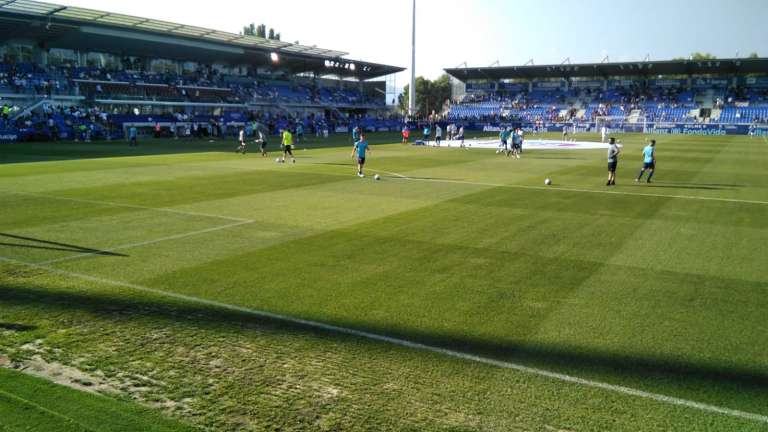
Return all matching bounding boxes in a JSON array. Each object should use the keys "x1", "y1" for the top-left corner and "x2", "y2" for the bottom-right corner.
[
  {"x1": 242, "y1": 23, "x2": 268, "y2": 38},
  {"x1": 690, "y1": 52, "x2": 717, "y2": 60},
  {"x1": 398, "y1": 74, "x2": 452, "y2": 117},
  {"x1": 748, "y1": 52, "x2": 759, "y2": 59},
  {"x1": 672, "y1": 52, "x2": 718, "y2": 61}
]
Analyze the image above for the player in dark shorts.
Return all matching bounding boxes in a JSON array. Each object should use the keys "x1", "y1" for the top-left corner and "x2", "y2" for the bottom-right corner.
[
  {"x1": 255, "y1": 129, "x2": 268, "y2": 157},
  {"x1": 636, "y1": 140, "x2": 657, "y2": 183},
  {"x1": 607, "y1": 137, "x2": 620, "y2": 186},
  {"x1": 281, "y1": 129, "x2": 296, "y2": 163},
  {"x1": 352, "y1": 135, "x2": 370, "y2": 177},
  {"x1": 511, "y1": 128, "x2": 522, "y2": 159}
]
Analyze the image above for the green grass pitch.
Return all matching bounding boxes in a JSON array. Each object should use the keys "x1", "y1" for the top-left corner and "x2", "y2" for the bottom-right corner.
[{"x1": 0, "y1": 132, "x2": 767, "y2": 431}]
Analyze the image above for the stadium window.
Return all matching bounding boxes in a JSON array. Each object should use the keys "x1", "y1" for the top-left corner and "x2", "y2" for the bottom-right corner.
[{"x1": 47, "y1": 48, "x2": 77, "y2": 67}]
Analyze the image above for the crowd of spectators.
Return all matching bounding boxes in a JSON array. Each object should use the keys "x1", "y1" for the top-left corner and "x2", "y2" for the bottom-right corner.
[{"x1": 449, "y1": 80, "x2": 768, "y2": 124}]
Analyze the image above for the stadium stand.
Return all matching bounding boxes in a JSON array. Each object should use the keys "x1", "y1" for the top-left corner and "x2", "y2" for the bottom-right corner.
[
  {"x1": 444, "y1": 59, "x2": 768, "y2": 133},
  {"x1": 0, "y1": 0, "x2": 403, "y2": 142}
]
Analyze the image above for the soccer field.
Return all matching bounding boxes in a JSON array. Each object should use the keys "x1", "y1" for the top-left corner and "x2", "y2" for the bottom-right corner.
[{"x1": 1, "y1": 132, "x2": 767, "y2": 431}]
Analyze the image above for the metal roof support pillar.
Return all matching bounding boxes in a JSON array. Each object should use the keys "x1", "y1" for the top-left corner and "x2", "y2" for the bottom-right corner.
[{"x1": 408, "y1": 0, "x2": 416, "y2": 118}]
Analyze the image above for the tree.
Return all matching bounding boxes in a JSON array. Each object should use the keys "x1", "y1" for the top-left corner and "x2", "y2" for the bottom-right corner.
[
  {"x1": 690, "y1": 52, "x2": 717, "y2": 60},
  {"x1": 672, "y1": 52, "x2": 718, "y2": 61},
  {"x1": 275, "y1": 33, "x2": 281, "y2": 41},
  {"x1": 242, "y1": 23, "x2": 256, "y2": 36},
  {"x1": 242, "y1": 24, "x2": 268, "y2": 38},
  {"x1": 398, "y1": 74, "x2": 452, "y2": 118},
  {"x1": 748, "y1": 52, "x2": 759, "y2": 59},
  {"x1": 268, "y1": 28, "x2": 275, "y2": 40}
]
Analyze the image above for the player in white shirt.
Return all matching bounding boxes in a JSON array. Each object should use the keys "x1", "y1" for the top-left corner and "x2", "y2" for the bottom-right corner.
[
  {"x1": 601, "y1": 126, "x2": 608, "y2": 143},
  {"x1": 236, "y1": 127, "x2": 247, "y2": 154},
  {"x1": 457, "y1": 126, "x2": 466, "y2": 148}
]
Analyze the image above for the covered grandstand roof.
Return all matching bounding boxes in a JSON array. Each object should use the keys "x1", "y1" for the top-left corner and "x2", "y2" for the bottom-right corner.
[
  {"x1": 445, "y1": 58, "x2": 768, "y2": 81},
  {"x1": 0, "y1": 0, "x2": 404, "y2": 80}
]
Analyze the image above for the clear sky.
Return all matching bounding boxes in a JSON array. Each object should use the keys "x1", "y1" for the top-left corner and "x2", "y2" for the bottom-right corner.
[{"x1": 58, "y1": 0, "x2": 768, "y2": 88}]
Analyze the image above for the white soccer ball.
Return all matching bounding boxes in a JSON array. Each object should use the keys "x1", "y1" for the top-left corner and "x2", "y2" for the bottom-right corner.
[
  {"x1": 374, "y1": 174, "x2": 381, "y2": 181},
  {"x1": 275, "y1": 158, "x2": 281, "y2": 163},
  {"x1": 545, "y1": 178, "x2": 552, "y2": 186}
]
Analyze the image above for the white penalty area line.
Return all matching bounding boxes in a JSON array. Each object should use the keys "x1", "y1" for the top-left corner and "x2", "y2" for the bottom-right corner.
[
  {"x1": 36, "y1": 220, "x2": 253, "y2": 266},
  {"x1": 379, "y1": 176, "x2": 768, "y2": 207},
  {"x1": 0, "y1": 256, "x2": 766, "y2": 425},
  {"x1": 3, "y1": 190, "x2": 251, "y2": 223}
]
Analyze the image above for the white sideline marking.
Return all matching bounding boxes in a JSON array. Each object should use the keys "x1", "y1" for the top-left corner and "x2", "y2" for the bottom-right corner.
[
  {"x1": 387, "y1": 177, "x2": 768, "y2": 206},
  {"x1": 1, "y1": 255, "x2": 766, "y2": 425},
  {"x1": 4, "y1": 190, "x2": 251, "y2": 223},
  {"x1": 37, "y1": 220, "x2": 253, "y2": 266},
  {"x1": 371, "y1": 169, "x2": 409, "y2": 179}
]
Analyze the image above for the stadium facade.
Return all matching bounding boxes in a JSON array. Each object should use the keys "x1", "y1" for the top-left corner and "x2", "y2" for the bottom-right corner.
[
  {"x1": 445, "y1": 59, "x2": 768, "y2": 136},
  {"x1": 0, "y1": 0, "x2": 404, "y2": 142}
]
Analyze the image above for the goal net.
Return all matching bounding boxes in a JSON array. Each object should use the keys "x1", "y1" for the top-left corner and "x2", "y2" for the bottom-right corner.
[{"x1": 595, "y1": 115, "x2": 647, "y2": 134}]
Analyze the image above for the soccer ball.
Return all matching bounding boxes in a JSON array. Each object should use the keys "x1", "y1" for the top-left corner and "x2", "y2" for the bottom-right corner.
[
  {"x1": 275, "y1": 158, "x2": 281, "y2": 163},
  {"x1": 545, "y1": 178, "x2": 552, "y2": 186},
  {"x1": 374, "y1": 174, "x2": 381, "y2": 181}
]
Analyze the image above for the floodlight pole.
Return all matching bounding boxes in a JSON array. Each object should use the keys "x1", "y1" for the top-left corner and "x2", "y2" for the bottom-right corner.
[{"x1": 408, "y1": 0, "x2": 416, "y2": 119}]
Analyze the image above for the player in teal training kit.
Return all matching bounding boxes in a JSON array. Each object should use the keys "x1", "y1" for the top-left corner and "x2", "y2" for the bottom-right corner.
[
  {"x1": 352, "y1": 127, "x2": 361, "y2": 146},
  {"x1": 636, "y1": 140, "x2": 657, "y2": 183},
  {"x1": 352, "y1": 136, "x2": 370, "y2": 177},
  {"x1": 499, "y1": 128, "x2": 510, "y2": 154}
]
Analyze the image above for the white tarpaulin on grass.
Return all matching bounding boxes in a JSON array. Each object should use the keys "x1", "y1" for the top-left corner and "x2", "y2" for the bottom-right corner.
[{"x1": 439, "y1": 139, "x2": 613, "y2": 151}]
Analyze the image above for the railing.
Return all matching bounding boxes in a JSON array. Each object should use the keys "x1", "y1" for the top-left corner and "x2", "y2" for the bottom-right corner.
[{"x1": 11, "y1": 96, "x2": 48, "y2": 121}]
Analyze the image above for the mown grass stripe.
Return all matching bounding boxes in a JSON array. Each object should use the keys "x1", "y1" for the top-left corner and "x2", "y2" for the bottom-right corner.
[
  {"x1": 37, "y1": 220, "x2": 254, "y2": 266},
  {"x1": 4, "y1": 190, "x2": 251, "y2": 223},
  {"x1": 1, "y1": 255, "x2": 766, "y2": 425},
  {"x1": 0, "y1": 387, "x2": 93, "y2": 432},
  {"x1": 387, "y1": 176, "x2": 768, "y2": 206}
]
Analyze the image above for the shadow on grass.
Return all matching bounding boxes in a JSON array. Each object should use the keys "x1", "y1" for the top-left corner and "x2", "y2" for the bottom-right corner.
[
  {"x1": 0, "y1": 322, "x2": 36, "y2": 332},
  {"x1": 0, "y1": 133, "x2": 403, "y2": 165},
  {"x1": 0, "y1": 233, "x2": 128, "y2": 258},
  {"x1": 1, "y1": 282, "x2": 766, "y2": 405}
]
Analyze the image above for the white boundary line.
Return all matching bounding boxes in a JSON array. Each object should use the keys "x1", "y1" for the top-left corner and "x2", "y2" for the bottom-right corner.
[
  {"x1": 3, "y1": 190, "x2": 251, "y2": 223},
  {"x1": 370, "y1": 169, "x2": 409, "y2": 179},
  {"x1": 1, "y1": 255, "x2": 766, "y2": 425},
  {"x1": 377, "y1": 175, "x2": 768, "y2": 206},
  {"x1": 37, "y1": 220, "x2": 253, "y2": 266}
]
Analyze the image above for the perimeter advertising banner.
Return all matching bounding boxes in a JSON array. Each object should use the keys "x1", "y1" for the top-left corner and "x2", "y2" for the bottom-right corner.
[
  {"x1": 742, "y1": 77, "x2": 768, "y2": 88},
  {"x1": 0, "y1": 133, "x2": 19, "y2": 143},
  {"x1": 463, "y1": 122, "x2": 763, "y2": 136},
  {"x1": 642, "y1": 123, "x2": 756, "y2": 136},
  {"x1": 650, "y1": 79, "x2": 687, "y2": 88}
]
